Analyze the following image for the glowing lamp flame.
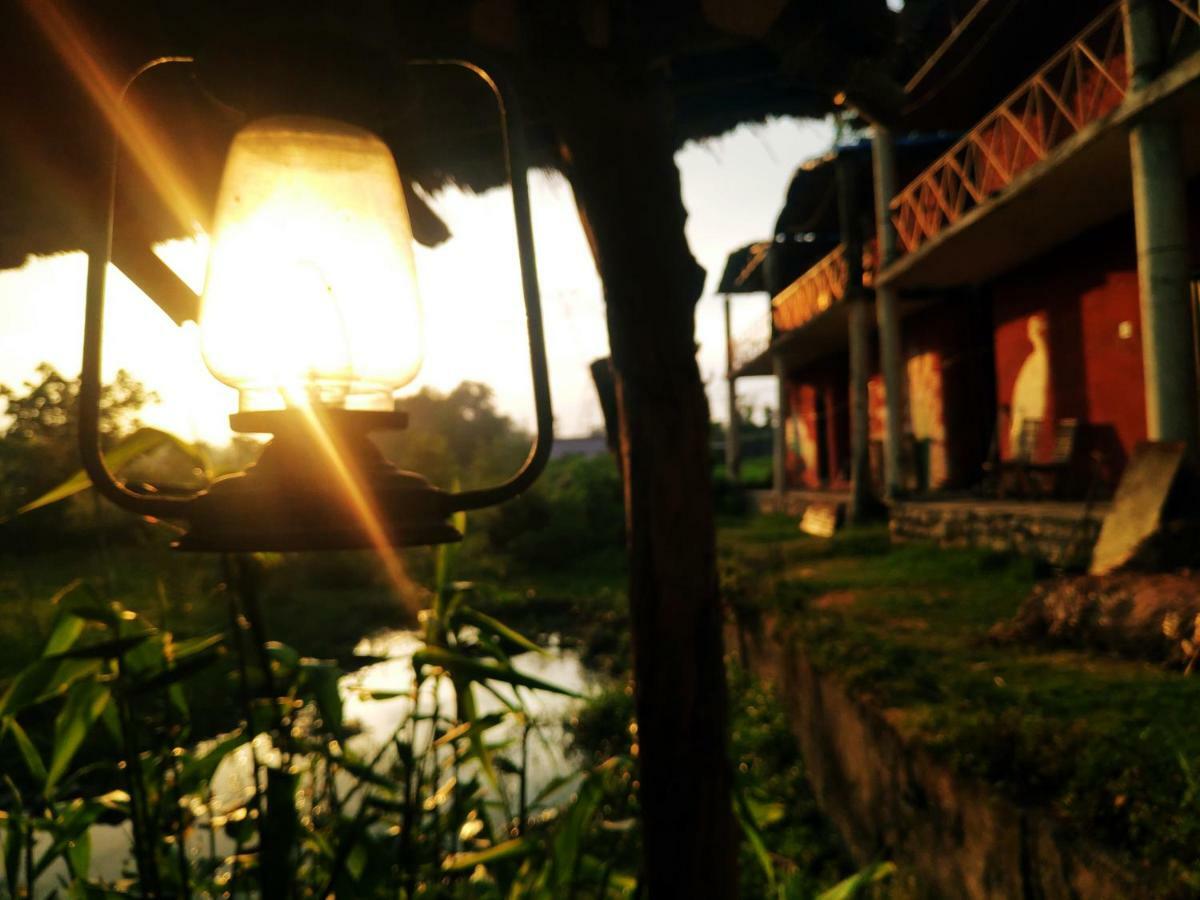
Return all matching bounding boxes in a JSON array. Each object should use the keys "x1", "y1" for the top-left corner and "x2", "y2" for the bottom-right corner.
[{"x1": 200, "y1": 116, "x2": 423, "y2": 412}]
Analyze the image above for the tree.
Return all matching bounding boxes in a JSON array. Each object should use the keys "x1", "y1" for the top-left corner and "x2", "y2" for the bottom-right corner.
[
  {"x1": 0, "y1": 363, "x2": 154, "y2": 514},
  {"x1": 377, "y1": 382, "x2": 531, "y2": 489}
]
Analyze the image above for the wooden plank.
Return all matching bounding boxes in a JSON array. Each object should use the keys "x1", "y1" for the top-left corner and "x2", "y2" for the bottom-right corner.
[{"x1": 799, "y1": 502, "x2": 841, "y2": 538}]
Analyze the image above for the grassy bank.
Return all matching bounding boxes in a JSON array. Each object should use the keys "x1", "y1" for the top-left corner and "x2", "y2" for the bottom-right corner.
[{"x1": 720, "y1": 516, "x2": 1200, "y2": 895}]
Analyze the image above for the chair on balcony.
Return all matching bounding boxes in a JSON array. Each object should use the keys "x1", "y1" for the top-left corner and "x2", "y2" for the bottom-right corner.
[
  {"x1": 981, "y1": 415, "x2": 1041, "y2": 498},
  {"x1": 982, "y1": 417, "x2": 1082, "y2": 499},
  {"x1": 1026, "y1": 418, "x2": 1080, "y2": 498}
]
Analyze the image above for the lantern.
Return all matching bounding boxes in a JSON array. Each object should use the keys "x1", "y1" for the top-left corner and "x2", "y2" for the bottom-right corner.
[{"x1": 78, "y1": 57, "x2": 552, "y2": 552}]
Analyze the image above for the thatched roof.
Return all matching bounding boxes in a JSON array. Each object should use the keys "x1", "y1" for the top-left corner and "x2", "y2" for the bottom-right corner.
[
  {"x1": 761, "y1": 132, "x2": 954, "y2": 294},
  {"x1": 715, "y1": 241, "x2": 771, "y2": 295},
  {"x1": 0, "y1": 2, "x2": 920, "y2": 272},
  {"x1": 898, "y1": 0, "x2": 1114, "y2": 130}
]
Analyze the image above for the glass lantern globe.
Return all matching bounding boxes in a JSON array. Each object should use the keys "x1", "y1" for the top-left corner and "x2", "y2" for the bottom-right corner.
[{"x1": 199, "y1": 115, "x2": 424, "y2": 412}]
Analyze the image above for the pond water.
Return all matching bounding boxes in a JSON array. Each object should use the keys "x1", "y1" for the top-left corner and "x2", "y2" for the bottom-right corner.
[{"x1": 34, "y1": 629, "x2": 597, "y2": 894}]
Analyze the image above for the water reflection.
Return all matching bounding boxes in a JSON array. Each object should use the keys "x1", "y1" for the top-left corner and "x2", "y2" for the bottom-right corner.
[{"x1": 48, "y1": 629, "x2": 592, "y2": 893}]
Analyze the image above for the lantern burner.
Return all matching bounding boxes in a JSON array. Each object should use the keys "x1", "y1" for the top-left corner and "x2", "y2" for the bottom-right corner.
[{"x1": 173, "y1": 406, "x2": 462, "y2": 552}]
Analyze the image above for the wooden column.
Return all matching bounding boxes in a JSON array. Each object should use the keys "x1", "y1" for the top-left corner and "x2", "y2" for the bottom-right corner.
[
  {"x1": 773, "y1": 351, "x2": 788, "y2": 506},
  {"x1": 837, "y1": 154, "x2": 872, "y2": 520},
  {"x1": 872, "y1": 126, "x2": 906, "y2": 497},
  {"x1": 724, "y1": 294, "x2": 742, "y2": 480}
]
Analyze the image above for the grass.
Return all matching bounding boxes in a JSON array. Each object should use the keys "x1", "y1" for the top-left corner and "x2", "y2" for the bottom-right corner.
[{"x1": 719, "y1": 516, "x2": 1200, "y2": 896}]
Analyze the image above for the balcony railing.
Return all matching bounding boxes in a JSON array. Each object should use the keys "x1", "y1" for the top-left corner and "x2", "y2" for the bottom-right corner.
[
  {"x1": 771, "y1": 245, "x2": 848, "y2": 331},
  {"x1": 730, "y1": 322, "x2": 772, "y2": 373},
  {"x1": 771, "y1": 241, "x2": 876, "y2": 333},
  {"x1": 890, "y1": 0, "x2": 1200, "y2": 257},
  {"x1": 891, "y1": 4, "x2": 1127, "y2": 254}
]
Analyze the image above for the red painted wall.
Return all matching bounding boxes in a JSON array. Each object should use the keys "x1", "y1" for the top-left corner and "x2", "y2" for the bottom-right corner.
[
  {"x1": 991, "y1": 215, "x2": 1146, "y2": 490},
  {"x1": 788, "y1": 303, "x2": 994, "y2": 494},
  {"x1": 897, "y1": 299, "x2": 996, "y2": 491},
  {"x1": 784, "y1": 356, "x2": 850, "y2": 489}
]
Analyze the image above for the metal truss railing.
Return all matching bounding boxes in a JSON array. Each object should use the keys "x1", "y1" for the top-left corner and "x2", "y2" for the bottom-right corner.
[
  {"x1": 771, "y1": 244, "x2": 850, "y2": 332},
  {"x1": 730, "y1": 323, "x2": 772, "y2": 372},
  {"x1": 770, "y1": 241, "x2": 876, "y2": 334},
  {"x1": 890, "y1": 0, "x2": 1199, "y2": 257}
]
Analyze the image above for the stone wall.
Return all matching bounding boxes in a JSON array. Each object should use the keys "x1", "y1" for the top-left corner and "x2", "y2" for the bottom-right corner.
[
  {"x1": 890, "y1": 501, "x2": 1105, "y2": 568},
  {"x1": 729, "y1": 611, "x2": 1142, "y2": 899}
]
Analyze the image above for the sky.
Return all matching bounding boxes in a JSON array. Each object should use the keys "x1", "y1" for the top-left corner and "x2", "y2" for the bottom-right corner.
[{"x1": 0, "y1": 115, "x2": 835, "y2": 445}]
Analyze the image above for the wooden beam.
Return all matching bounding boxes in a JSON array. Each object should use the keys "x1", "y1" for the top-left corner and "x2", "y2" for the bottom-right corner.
[{"x1": 111, "y1": 236, "x2": 200, "y2": 325}]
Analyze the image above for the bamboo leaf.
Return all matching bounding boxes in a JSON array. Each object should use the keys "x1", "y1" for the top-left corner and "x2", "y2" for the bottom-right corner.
[
  {"x1": 441, "y1": 837, "x2": 532, "y2": 871},
  {"x1": 733, "y1": 786, "x2": 775, "y2": 892},
  {"x1": 0, "y1": 658, "x2": 104, "y2": 718},
  {"x1": 4, "y1": 719, "x2": 47, "y2": 785},
  {"x1": 456, "y1": 608, "x2": 545, "y2": 656},
  {"x1": 42, "y1": 614, "x2": 87, "y2": 658},
  {"x1": 12, "y1": 427, "x2": 211, "y2": 517},
  {"x1": 530, "y1": 771, "x2": 581, "y2": 808},
  {"x1": 412, "y1": 648, "x2": 580, "y2": 698},
  {"x1": 455, "y1": 683, "x2": 502, "y2": 799},
  {"x1": 551, "y1": 770, "x2": 604, "y2": 889},
  {"x1": 815, "y1": 861, "x2": 896, "y2": 900},
  {"x1": 433, "y1": 713, "x2": 506, "y2": 749},
  {"x1": 122, "y1": 647, "x2": 225, "y2": 696},
  {"x1": 34, "y1": 798, "x2": 108, "y2": 878},
  {"x1": 170, "y1": 632, "x2": 225, "y2": 661},
  {"x1": 300, "y1": 660, "x2": 344, "y2": 739},
  {"x1": 65, "y1": 830, "x2": 91, "y2": 880},
  {"x1": 4, "y1": 815, "x2": 23, "y2": 895},
  {"x1": 47, "y1": 633, "x2": 153, "y2": 660},
  {"x1": 46, "y1": 681, "x2": 111, "y2": 795},
  {"x1": 327, "y1": 751, "x2": 396, "y2": 791},
  {"x1": 177, "y1": 730, "x2": 248, "y2": 795}
]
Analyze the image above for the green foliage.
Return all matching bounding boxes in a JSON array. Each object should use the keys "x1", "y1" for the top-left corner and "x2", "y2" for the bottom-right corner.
[
  {"x1": 484, "y1": 454, "x2": 625, "y2": 570},
  {"x1": 11, "y1": 427, "x2": 211, "y2": 519},
  {"x1": 375, "y1": 382, "x2": 531, "y2": 490},
  {"x1": 727, "y1": 668, "x2": 862, "y2": 899},
  {"x1": 0, "y1": 364, "x2": 214, "y2": 551},
  {"x1": 570, "y1": 671, "x2": 868, "y2": 900},
  {"x1": 0, "y1": 365, "x2": 156, "y2": 519},
  {"x1": 0, "y1": 551, "x2": 642, "y2": 896}
]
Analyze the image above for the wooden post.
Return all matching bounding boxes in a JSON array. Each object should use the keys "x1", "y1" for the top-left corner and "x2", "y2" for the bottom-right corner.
[
  {"x1": 774, "y1": 351, "x2": 789, "y2": 508},
  {"x1": 871, "y1": 125, "x2": 906, "y2": 497},
  {"x1": 724, "y1": 295, "x2": 742, "y2": 480},
  {"x1": 558, "y1": 70, "x2": 738, "y2": 898},
  {"x1": 837, "y1": 154, "x2": 872, "y2": 520}
]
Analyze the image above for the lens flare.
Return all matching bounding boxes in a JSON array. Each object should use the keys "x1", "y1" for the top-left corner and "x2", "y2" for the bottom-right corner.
[
  {"x1": 22, "y1": 0, "x2": 205, "y2": 232},
  {"x1": 282, "y1": 388, "x2": 419, "y2": 606}
]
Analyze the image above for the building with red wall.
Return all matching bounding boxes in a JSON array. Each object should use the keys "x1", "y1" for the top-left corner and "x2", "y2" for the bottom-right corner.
[{"x1": 727, "y1": 0, "x2": 1200, "y2": 526}]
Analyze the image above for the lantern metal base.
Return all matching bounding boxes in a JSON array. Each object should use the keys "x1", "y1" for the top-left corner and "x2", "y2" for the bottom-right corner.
[{"x1": 172, "y1": 408, "x2": 462, "y2": 552}]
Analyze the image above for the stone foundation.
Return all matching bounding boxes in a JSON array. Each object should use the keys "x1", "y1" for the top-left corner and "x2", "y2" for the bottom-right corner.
[
  {"x1": 729, "y1": 611, "x2": 1142, "y2": 899},
  {"x1": 889, "y1": 500, "x2": 1107, "y2": 568}
]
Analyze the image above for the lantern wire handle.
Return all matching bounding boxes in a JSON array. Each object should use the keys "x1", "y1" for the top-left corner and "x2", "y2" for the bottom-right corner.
[
  {"x1": 408, "y1": 59, "x2": 554, "y2": 513},
  {"x1": 80, "y1": 56, "x2": 196, "y2": 518},
  {"x1": 79, "y1": 56, "x2": 553, "y2": 522}
]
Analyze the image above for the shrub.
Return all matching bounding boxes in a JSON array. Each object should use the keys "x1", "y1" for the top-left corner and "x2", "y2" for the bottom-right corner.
[{"x1": 485, "y1": 454, "x2": 625, "y2": 569}]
